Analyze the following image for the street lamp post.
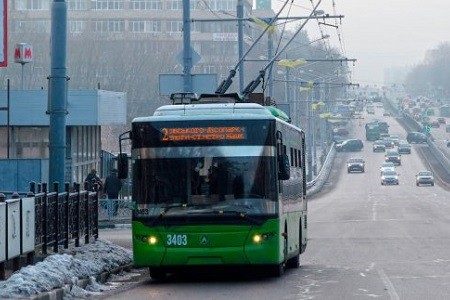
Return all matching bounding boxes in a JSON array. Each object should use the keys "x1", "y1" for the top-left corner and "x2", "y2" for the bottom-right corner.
[{"x1": 307, "y1": 91, "x2": 313, "y2": 181}]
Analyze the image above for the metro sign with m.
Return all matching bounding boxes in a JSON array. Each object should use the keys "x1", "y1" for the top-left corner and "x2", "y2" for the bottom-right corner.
[{"x1": 14, "y1": 43, "x2": 33, "y2": 64}]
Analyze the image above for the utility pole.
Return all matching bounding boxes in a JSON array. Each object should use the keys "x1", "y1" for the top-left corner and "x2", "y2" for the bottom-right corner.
[
  {"x1": 267, "y1": 32, "x2": 274, "y2": 99},
  {"x1": 48, "y1": 0, "x2": 68, "y2": 190},
  {"x1": 237, "y1": 0, "x2": 244, "y2": 93},
  {"x1": 183, "y1": 0, "x2": 192, "y2": 92},
  {"x1": 307, "y1": 90, "x2": 313, "y2": 181}
]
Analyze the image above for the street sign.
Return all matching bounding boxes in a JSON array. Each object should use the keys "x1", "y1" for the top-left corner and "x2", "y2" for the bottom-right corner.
[{"x1": 14, "y1": 43, "x2": 33, "y2": 64}]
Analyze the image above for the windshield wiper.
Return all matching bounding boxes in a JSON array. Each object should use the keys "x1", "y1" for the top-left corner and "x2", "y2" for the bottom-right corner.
[
  {"x1": 213, "y1": 209, "x2": 263, "y2": 225},
  {"x1": 149, "y1": 203, "x2": 188, "y2": 226}
]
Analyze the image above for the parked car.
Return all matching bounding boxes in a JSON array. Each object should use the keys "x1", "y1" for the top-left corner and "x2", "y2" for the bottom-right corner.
[
  {"x1": 347, "y1": 158, "x2": 365, "y2": 173},
  {"x1": 397, "y1": 143, "x2": 412, "y2": 154},
  {"x1": 383, "y1": 112, "x2": 391, "y2": 116},
  {"x1": 385, "y1": 150, "x2": 401, "y2": 165},
  {"x1": 373, "y1": 140, "x2": 386, "y2": 152},
  {"x1": 446, "y1": 125, "x2": 450, "y2": 133},
  {"x1": 437, "y1": 117, "x2": 446, "y2": 124},
  {"x1": 335, "y1": 139, "x2": 364, "y2": 152},
  {"x1": 406, "y1": 132, "x2": 427, "y2": 144},
  {"x1": 416, "y1": 170, "x2": 434, "y2": 186},
  {"x1": 381, "y1": 170, "x2": 399, "y2": 185},
  {"x1": 447, "y1": 140, "x2": 450, "y2": 148}
]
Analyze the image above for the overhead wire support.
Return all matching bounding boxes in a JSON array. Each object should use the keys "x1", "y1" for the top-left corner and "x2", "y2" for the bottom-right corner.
[
  {"x1": 318, "y1": 22, "x2": 338, "y2": 28},
  {"x1": 215, "y1": 0, "x2": 293, "y2": 95},
  {"x1": 242, "y1": 0, "x2": 323, "y2": 98},
  {"x1": 244, "y1": 58, "x2": 357, "y2": 63}
]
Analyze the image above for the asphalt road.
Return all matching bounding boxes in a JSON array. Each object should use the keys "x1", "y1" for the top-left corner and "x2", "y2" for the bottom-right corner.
[{"x1": 98, "y1": 107, "x2": 450, "y2": 299}]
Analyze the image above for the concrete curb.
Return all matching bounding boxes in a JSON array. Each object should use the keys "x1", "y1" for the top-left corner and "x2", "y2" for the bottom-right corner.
[
  {"x1": 98, "y1": 222, "x2": 132, "y2": 229},
  {"x1": 29, "y1": 264, "x2": 134, "y2": 300}
]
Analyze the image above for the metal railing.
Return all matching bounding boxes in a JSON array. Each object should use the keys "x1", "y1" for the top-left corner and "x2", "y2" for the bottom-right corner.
[{"x1": 0, "y1": 182, "x2": 99, "y2": 280}]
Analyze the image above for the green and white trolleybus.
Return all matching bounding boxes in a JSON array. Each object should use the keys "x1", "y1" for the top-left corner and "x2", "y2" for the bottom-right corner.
[{"x1": 117, "y1": 93, "x2": 307, "y2": 280}]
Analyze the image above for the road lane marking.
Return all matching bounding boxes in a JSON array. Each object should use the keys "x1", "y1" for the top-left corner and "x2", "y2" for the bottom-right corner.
[{"x1": 377, "y1": 268, "x2": 399, "y2": 300}]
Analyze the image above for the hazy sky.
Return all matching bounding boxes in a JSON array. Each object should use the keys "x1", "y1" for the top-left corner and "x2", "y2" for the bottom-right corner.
[{"x1": 273, "y1": 0, "x2": 450, "y2": 86}]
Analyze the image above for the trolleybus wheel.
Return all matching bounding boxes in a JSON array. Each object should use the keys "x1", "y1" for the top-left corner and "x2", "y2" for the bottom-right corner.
[
  {"x1": 268, "y1": 263, "x2": 285, "y2": 277},
  {"x1": 149, "y1": 267, "x2": 167, "y2": 281},
  {"x1": 286, "y1": 254, "x2": 300, "y2": 268}
]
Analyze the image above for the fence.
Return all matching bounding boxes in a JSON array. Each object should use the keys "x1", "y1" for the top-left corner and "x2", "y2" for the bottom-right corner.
[{"x1": 0, "y1": 181, "x2": 99, "y2": 280}]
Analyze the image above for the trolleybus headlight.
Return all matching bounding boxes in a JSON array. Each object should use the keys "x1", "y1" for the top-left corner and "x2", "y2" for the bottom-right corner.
[
  {"x1": 252, "y1": 233, "x2": 274, "y2": 244},
  {"x1": 138, "y1": 235, "x2": 158, "y2": 245},
  {"x1": 253, "y1": 234, "x2": 263, "y2": 243},
  {"x1": 147, "y1": 235, "x2": 158, "y2": 245}
]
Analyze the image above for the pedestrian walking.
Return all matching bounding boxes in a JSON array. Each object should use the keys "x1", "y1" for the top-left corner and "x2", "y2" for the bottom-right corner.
[
  {"x1": 104, "y1": 169, "x2": 123, "y2": 215},
  {"x1": 85, "y1": 169, "x2": 103, "y2": 192}
]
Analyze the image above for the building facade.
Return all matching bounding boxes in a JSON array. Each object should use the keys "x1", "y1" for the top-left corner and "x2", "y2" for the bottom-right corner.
[{"x1": 0, "y1": 89, "x2": 127, "y2": 190}]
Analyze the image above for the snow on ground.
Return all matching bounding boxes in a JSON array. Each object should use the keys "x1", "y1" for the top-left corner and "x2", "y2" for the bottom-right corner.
[{"x1": 0, "y1": 239, "x2": 133, "y2": 299}]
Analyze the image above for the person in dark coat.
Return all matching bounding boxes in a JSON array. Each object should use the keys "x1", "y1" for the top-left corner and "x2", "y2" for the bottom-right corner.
[
  {"x1": 85, "y1": 169, "x2": 103, "y2": 192},
  {"x1": 104, "y1": 169, "x2": 123, "y2": 215}
]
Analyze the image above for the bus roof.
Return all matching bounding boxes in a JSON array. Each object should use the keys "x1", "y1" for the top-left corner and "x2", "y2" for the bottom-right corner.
[
  {"x1": 153, "y1": 103, "x2": 270, "y2": 116},
  {"x1": 132, "y1": 102, "x2": 290, "y2": 122}
]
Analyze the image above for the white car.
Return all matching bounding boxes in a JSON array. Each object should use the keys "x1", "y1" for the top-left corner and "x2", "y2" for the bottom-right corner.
[
  {"x1": 381, "y1": 170, "x2": 399, "y2": 185},
  {"x1": 380, "y1": 162, "x2": 395, "y2": 174},
  {"x1": 416, "y1": 170, "x2": 434, "y2": 186}
]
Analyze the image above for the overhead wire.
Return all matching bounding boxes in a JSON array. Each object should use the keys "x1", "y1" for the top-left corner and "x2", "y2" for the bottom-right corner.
[
  {"x1": 309, "y1": 0, "x2": 331, "y2": 53},
  {"x1": 263, "y1": 0, "x2": 295, "y2": 92}
]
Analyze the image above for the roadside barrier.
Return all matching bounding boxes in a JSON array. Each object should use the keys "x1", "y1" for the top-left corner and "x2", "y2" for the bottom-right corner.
[{"x1": 0, "y1": 182, "x2": 99, "y2": 280}]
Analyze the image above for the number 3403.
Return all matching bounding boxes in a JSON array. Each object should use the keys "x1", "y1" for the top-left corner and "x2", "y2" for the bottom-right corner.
[{"x1": 166, "y1": 234, "x2": 188, "y2": 246}]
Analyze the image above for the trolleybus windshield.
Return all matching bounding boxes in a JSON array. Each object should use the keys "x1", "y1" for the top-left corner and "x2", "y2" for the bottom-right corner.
[{"x1": 131, "y1": 119, "x2": 287, "y2": 220}]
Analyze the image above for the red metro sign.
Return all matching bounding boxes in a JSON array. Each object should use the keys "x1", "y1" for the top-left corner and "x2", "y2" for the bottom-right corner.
[{"x1": 14, "y1": 43, "x2": 33, "y2": 64}]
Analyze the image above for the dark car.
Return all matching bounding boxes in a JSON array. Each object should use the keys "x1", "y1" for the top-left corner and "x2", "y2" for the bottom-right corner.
[
  {"x1": 446, "y1": 125, "x2": 450, "y2": 133},
  {"x1": 377, "y1": 121, "x2": 389, "y2": 133},
  {"x1": 437, "y1": 117, "x2": 446, "y2": 124},
  {"x1": 416, "y1": 170, "x2": 434, "y2": 186},
  {"x1": 381, "y1": 138, "x2": 395, "y2": 149},
  {"x1": 385, "y1": 150, "x2": 401, "y2": 165},
  {"x1": 373, "y1": 140, "x2": 386, "y2": 152},
  {"x1": 406, "y1": 132, "x2": 427, "y2": 144},
  {"x1": 397, "y1": 143, "x2": 411, "y2": 154},
  {"x1": 336, "y1": 139, "x2": 364, "y2": 152},
  {"x1": 347, "y1": 158, "x2": 365, "y2": 173},
  {"x1": 430, "y1": 121, "x2": 440, "y2": 128},
  {"x1": 333, "y1": 127, "x2": 349, "y2": 136}
]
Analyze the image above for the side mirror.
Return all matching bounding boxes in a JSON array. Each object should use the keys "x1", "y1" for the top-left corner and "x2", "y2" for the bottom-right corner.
[
  {"x1": 117, "y1": 153, "x2": 129, "y2": 179},
  {"x1": 278, "y1": 154, "x2": 290, "y2": 180}
]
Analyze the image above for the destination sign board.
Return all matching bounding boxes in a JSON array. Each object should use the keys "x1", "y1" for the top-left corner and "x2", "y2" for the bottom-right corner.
[{"x1": 161, "y1": 127, "x2": 246, "y2": 141}]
